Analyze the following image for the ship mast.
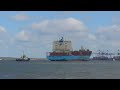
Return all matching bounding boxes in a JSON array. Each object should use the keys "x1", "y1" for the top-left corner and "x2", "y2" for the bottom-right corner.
[
  {"x1": 118, "y1": 49, "x2": 120, "y2": 55},
  {"x1": 23, "y1": 51, "x2": 26, "y2": 59}
]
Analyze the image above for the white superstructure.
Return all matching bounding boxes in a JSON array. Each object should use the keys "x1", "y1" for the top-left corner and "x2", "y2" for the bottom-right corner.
[{"x1": 53, "y1": 37, "x2": 73, "y2": 52}]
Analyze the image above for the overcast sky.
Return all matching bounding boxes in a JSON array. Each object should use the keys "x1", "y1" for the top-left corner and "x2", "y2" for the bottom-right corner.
[{"x1": 0, "y1": 11, "x2": 120, "y2": 58}]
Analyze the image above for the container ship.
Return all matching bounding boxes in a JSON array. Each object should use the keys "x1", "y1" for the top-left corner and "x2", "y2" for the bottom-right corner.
[{"x1": 47, "y1": 37, "x2": 92, "y2": 61}]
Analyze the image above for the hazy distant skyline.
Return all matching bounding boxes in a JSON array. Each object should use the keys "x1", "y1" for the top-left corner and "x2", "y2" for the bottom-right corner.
[{"x1": 0, "y1": 11, "x2": 120, "y2": 58}]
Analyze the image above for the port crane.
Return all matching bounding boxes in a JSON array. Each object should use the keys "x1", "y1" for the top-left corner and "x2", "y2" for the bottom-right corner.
[{"x1": 92, "y1": 50, "x2": 120, "y2": 59}]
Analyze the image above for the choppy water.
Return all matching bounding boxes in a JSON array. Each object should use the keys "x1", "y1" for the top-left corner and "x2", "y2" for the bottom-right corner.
[{"x1": 0, "y1": 60, "x2": 120, "y2": 79}]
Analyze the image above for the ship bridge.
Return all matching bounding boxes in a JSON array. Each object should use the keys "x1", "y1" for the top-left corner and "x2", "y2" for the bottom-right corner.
[{"x1": 53, "y1": 37, "x2": 73, "y2": 52}]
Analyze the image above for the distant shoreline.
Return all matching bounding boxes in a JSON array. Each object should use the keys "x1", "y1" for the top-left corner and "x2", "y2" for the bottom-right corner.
[{"x1": 0, "y1": 57, "x2": 48, "y2": 60}]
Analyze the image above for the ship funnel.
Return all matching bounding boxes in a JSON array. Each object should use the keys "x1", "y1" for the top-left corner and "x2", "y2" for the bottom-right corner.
[
  {"x1": 59, "y1": 37, "x2": 64, "y2": 45},
  {"x1": 60, "y1": 37, "x2": 63, "y2": 42}
]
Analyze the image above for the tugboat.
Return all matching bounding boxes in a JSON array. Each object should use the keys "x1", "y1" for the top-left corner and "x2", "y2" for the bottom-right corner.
[{"x1": 16, "y1": 51, "x2": 30, "y2": 61}]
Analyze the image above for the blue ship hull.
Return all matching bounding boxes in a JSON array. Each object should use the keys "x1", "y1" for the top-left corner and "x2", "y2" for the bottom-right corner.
[{"x1": 47, "y1": 55, "x2": 91, "y2": 61}]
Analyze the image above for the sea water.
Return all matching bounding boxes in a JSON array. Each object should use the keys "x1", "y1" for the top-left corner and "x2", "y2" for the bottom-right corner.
[{"x1": 0, "y1": 60, "x2": 120, "y2": 79}]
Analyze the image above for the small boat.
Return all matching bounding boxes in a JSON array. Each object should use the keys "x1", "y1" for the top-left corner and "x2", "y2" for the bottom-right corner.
[
  {"x1": 0, "y1": 59, "x2": 3, "y2": 60},
  {"x1": 113, "y1": 58, "x2": 115, "y2": 61},
  {"x1": 112, "y1": 50, "x2": 120, "y2": 61},
  {"x1": 16, "y1": 51, "x2": 30, "y2": 61}
]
